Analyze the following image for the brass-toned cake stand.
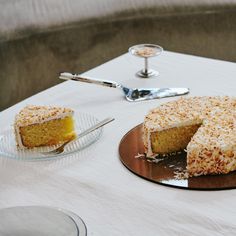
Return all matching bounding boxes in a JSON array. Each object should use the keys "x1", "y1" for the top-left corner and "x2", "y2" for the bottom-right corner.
[{"x1": 119, "y1": 124, "x2": 236, "y2": 190}]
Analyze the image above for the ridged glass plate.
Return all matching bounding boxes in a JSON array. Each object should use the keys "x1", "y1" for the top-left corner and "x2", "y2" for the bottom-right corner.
[
  {"x1": 0, "y1": 206, "x2": 87, "y2": 236},
  {"x1": 0, "y1": 113, "x2": 102, "y2": 161}
]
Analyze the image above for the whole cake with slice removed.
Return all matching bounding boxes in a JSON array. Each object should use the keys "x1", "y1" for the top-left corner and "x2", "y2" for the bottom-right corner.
[
  {"x1": 143, "y1": 96, "x2": 236, "y2": 177},
  {"x1": 14, "y1": 105, "x2": 76, "y2": 148}
]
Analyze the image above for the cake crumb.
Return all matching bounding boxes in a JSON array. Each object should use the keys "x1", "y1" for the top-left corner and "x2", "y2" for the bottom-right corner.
[
  {"x1": 134, "y1": 153, "x2": 146, "y2": 159},
  {"x1": 174, "y1": 170, "x2": 189, "y2": 179}
]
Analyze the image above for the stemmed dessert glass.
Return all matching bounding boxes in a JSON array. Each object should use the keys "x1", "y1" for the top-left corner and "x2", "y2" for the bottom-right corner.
[{"x1": 129, "y1": 44, "x2": 163, "y2": 78}]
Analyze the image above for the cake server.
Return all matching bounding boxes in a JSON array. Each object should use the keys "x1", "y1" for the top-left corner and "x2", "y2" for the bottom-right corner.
[{"x1": 59, "y1": 72, "x2": 189, "y2": 102}]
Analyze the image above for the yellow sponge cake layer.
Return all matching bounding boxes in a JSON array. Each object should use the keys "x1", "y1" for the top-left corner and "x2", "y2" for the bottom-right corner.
[
  {"x1": 150, "y1": 124, "x2": 200, "y2": 154},
  {"x1": 14, "y1": 105, "x2": 76, "y2": 148},
  {"x1": 20, "y1": 116, "x2": 76, "y2": 148}
]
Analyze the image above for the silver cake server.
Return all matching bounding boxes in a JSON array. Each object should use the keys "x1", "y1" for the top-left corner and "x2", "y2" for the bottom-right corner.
[{"x1": 59, "y1": 72, "x2": 189, "y2": 102}]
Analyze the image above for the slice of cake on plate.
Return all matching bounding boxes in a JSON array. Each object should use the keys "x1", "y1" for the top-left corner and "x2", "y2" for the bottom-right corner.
[
  {"x1": 143, "y1": 96, "x2": 236, "y2": 177},
  {"x1": 14, "y1": 105, "x2": 76, "y2": 148}
]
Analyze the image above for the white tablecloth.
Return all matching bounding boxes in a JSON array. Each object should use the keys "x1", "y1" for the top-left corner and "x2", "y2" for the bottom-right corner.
[{"x1": 1, "y1": 51, "x2": 236, "y2": 235}]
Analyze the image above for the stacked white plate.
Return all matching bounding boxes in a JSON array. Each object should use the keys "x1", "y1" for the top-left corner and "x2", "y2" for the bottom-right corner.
[{"x1": 0, "y1": 206, "x2": 87, "y2": 236}]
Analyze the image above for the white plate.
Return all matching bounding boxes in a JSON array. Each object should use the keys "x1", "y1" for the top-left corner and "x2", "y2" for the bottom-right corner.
[
  {"x1": 0, "y1": 113, "x2": 102, "y2": 161},
  {"x1": 0, "y1": 206, "x2": 87, "y2": 236}
]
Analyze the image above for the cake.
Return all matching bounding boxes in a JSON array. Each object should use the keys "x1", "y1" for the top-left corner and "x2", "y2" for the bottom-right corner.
[
  {"x1": 14, "y1": 105, "x2": 76, "y2": 148},
  {"x1": 143, "y1": 96, "x2": 236, "y2": 177}
]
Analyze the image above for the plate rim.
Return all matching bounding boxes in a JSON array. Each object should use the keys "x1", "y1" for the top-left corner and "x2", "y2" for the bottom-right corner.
[{"x1": 0, "y1": 205, "x2": 87, "y2": 236}]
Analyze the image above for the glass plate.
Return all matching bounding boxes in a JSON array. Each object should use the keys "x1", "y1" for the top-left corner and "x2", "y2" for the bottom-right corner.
[
  {"x1": 0, "y1": 112, "x2": 102, "y2": 161},
  {"x1": 0, "y1": 206, "x2": 87, "y2": 236}
]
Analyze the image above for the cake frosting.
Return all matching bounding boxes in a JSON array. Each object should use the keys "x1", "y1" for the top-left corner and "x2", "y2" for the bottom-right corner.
[
  {"x1": 143, "y1": 96, "x2": 236, "y2": 177},
  {"x1": 15, "y1": 105, "x2": 74, "y2": 127}
]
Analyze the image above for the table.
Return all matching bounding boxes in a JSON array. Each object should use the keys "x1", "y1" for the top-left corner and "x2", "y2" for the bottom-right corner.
[{"x1": 0, "y1": 51, "x2": 236, "y2": 235}]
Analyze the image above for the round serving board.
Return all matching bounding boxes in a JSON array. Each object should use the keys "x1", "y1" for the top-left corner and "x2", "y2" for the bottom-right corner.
[{"x1": 119, "y1": 124, "x2": 236, "y2": 190}]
